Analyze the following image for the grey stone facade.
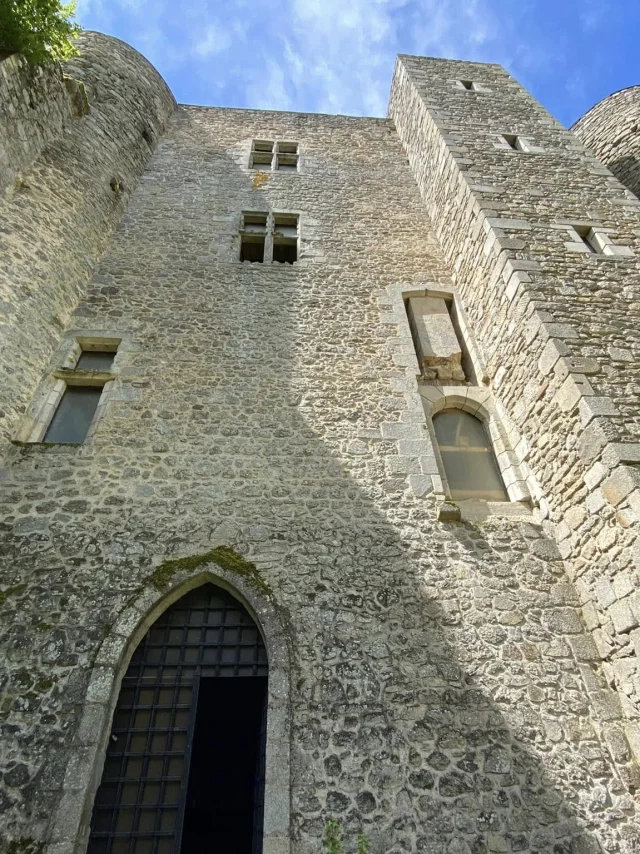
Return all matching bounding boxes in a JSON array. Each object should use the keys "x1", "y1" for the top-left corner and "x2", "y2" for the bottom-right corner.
[
  {"x1": 1, "y1": 32, "x2": 640, "y2": 854},
  {"x1": 573, "y1": 87, "x2": 640, "y2": 200}
]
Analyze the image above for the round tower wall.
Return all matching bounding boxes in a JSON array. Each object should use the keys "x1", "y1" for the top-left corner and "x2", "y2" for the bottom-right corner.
[
  {"x1": 572, "y1": 86, "x2": 640, "y2": 199},
  {"x1": 0, "y1": 31, "x2": 175, "y2": 454}
]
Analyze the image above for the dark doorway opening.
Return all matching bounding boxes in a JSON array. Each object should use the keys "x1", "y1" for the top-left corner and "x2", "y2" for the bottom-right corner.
[{"x1": 181, "y1": 677, "x2": 267, "y2": 854}]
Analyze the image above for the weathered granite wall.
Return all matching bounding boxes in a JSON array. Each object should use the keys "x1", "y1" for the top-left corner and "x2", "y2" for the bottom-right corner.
[
  {"x1": 0, "y1": 31, "x2": 175, "y2": 460},
  {"x1": 1, "y1": 85, "x2": 640, "y2": 854},
  {"x1": 0, "y1": 54, "x2": 74, "y2": 194},
  {"x1": 389, "y1": 54, "x2": 640, "y2": 773},
  {"x1": 573, "y1": 87, "x2": 640, "y2": 200}
]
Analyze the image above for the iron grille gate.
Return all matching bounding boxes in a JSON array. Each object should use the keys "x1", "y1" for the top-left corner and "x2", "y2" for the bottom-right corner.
[{"x1": 88, "y1": 584, "x2": 268, "y2": 854}]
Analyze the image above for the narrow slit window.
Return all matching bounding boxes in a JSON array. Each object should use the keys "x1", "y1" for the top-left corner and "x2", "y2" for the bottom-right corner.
[
  {"x1": 249, "y1": 140, "x2": 274, "y2": 170},
  {"x1": 574, "y1": 226, "x2": 600, "y2": 254},
  {"x1": 273, "y1": 214, "x2": 298, "y2": 264},
  {"x1": 501, "y1": 133, "x2": 520, "y2": 150},
  {"x1": 276, "y1": 142, "x2": 299, "y2": 172},
  {"x1": 433, "y1": 409, "x2": 508, "y2": 502},
  {"x1": 240, "y1": 213, "x2": 267, "y2": 263},
  {"x1": 459, "y1": 80, "x2": 475, "y2": 90}
]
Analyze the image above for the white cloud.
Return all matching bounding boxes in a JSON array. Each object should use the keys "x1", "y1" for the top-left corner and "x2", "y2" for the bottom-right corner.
[
  {"x1": 193, "y1": 25, "x2": 232, "y2": 58},
  {"x1": 72, "y1": 0, "x2": 594, "y2": 123}
]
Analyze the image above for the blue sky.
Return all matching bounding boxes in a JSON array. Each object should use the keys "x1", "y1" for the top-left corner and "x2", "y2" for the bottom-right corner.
[{"x1": 74, "y1": 0, "x2": 638, "y2": 127}]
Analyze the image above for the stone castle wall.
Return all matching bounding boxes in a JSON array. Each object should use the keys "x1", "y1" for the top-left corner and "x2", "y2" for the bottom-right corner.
[
  {"x1": 0, "y1": 32, "x2": 175, "y2": 463},
  {"x1": 1, "y1": 40, "x2": 640, "y2": 854},
  {"x1": 0, "y1": 55, "x2": 74, "y2": 194},
  {"x1": 389, "y1": 52, "x2": 640, "y2": 779},
  {"x1": 573, "y1": 87, "x2": 640, "y2": 199}
]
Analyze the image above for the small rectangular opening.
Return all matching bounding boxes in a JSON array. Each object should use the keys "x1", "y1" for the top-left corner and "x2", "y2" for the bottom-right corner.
[
  {"x1": 240, "y1": 213, "x2": 268, "y2": 263},
  {"x1": 250, "y1": 140, "x2": 273, "y2": 170},
  {"x1": 240, "y1": 236, "x2": 265, "y2": 263},
  {"x1": 459, "y1": 80, "x2": 475, "y2": 90},
  {"x1": 44, "y1": 385, "x2": 103, "y2": 444},
  {"x1": 502, "y1": 133, "x2": 520, "y2": 150},
  {"x1": 273, "y1": 214, "x2": 298, "y2": 238},
  {"x1": 242, "y1": 212, "x2": 268, "y2": 231},
  {"x1": 276, "y1": 142, "x2": 299, "y2": 172},
  {"x1": 76, "y1": 351, "x2": 116, "y2": 372},
  {"x1": 273, "y1": 214, "x2": 298, "y2": 264},
  {"x1": 574, "y1": 226, "x2": 599, "y2": 254},
  {"x1": 276, "y1": 156, "x2": 298, "y2": 172},
  {"x1": 273, "y1": 243, "x2": 297, "y2": 264}
]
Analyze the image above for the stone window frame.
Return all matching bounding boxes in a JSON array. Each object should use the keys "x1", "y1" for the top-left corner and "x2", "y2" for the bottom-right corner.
[
  {"x1": 249, "y1": 139, "x2": 300, "y2": 173},
  {"x1": 379, "y1": 282, "x2": 537, "y2": 515},
  {"x1": 402, "y1": 286, "x2": 489, "y2": 386},
  {"x1": 13, "y1": 335, "x2": 122, "y2": 445},
  {"x1": 419, "y1": 385, "x2": 532, "y2": 507},
  {"x1": 46, "y1": 565, "x2": 292, "y2": 854},
  {"x1": 555, "y1": 221, "x2": 635, "y2": 258},
  {"x1": 493, "y1": 133, "x2": 544, "y2": 154},
  {"x1": 239, "y1": 210, "x2": 300, "y2": 265},
  {"x1": 454, "y1": 79, "x2": 492, "y2": 93}
]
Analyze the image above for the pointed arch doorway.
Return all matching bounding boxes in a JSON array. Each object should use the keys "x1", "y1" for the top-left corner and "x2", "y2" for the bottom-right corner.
[{"x1": 88, "y1": 583, "x2": 268, "y2": 854}]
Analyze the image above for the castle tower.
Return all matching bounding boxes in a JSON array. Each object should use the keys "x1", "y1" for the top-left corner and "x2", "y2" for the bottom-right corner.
[
  {"x1": 1, "y1": 33, "x2": 640, "y2": 854},
  {"x1": 572, "y1": 85, "x2": 640, "y2": 199}
]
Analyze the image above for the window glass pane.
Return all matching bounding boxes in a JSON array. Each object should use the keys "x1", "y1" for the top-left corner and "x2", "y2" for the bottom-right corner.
[
  {"x1": 76, "y1": 351, "x2": 115, "y2": 371},
  {"x1": 44, "y1": 386, "x2": 103, "y2": 444},
  {"x1": 433, "y1": 410, "x2": 508, "y2": 501}
]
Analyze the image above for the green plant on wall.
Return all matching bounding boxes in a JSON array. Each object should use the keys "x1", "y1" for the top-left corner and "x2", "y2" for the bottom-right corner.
[
  {"x1": 324, "y1": 820, "x2": 371, "y2": 854},
  {"x1": 325, "y1": 820, "x2": 342, "y2": 854},
  {"x1": 0, "y1": 0, "x2": 81, "y2": 64}
]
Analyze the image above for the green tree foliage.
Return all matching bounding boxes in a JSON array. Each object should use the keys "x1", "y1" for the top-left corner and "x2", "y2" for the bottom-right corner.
[{"x1": 0, "y1": 0, "x2": 81, "y2": 64}]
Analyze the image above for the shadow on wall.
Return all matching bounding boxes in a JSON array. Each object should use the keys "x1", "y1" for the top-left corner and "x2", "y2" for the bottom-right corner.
[{"x1": 0, "y1": 105, "x2": 639, "y2": 854}]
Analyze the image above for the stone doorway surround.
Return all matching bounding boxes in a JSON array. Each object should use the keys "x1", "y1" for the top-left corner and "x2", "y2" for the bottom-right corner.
[{"x1": 46, "y1": 564, "x2": 292, "y2": 854}]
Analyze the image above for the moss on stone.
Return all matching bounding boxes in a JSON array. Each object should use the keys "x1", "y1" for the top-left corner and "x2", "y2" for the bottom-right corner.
[
  {"x1": 3, "y1": 838, "x2": 45, "y2": 854},
  {"x1": 150, "y1": 546, "x2": 271, "y2": 597},
  {"x1": 0, "y1": 584, "x2": 27, "y2": 607}
]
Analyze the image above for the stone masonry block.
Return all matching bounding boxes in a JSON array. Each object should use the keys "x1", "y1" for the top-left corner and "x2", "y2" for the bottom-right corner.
[
  {"x1": 601, "y1": 466, "x2": 640, "y2": 508},
  {"x1": 603, "y1": 443, "x2": 640, "y2": 468},
  {"x1": 554, "y1": 374, "x2": 595, "y2": 412},
  {"x1": 608, "y1": 599, "x2": 638, "y2": 634},
  {"x1": 579, "y1": 396, "x2": 619, "y2": 426},
  {"x1": 538, "y1": 338, "x2": 569, "y2": 376},
  {"x1": 584, "y1": 461, "x2": 609, "y2": 490}
]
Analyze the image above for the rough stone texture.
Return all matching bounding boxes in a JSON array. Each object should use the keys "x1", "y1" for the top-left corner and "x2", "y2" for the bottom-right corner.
[
  {"x1": 0, "y1": 31, "x2": 176, "y2": 462},
  {"x1": 1, "y1": 40, "x2": 640, "y2": 854},
  {"x1": 406, "y1": 296, "x2": 466, "y2": 381},
  {"x1": 0, "y1": 55, "x2": 72, "y2": 193},
  {"x1": 389, "y1": 54, "x2": 640, "y2": 782},
  {"x1": 573, "y1": 87, "x2": 640, "y2": 199}
]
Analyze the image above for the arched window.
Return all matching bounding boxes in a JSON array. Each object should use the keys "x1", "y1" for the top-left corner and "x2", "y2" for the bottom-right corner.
[
  {"x1": 433, "y1": 409, "x2": 508, "y2": 501},
  {"x1": 88, "y1": 584, "x2": 268, "y2": 854}
]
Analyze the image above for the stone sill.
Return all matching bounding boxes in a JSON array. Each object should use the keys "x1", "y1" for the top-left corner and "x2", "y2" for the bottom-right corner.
[
  {"x1": 11, "y1": 440, "x2": 81, "y2": 453},
  {"x1": 437, "y1": 498, "x2": 533, "y2": 523}
]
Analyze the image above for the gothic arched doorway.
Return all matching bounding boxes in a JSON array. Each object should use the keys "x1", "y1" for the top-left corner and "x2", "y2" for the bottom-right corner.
[{"x1": 88, "y1": 583, "x2": 268, "y2": 854}]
